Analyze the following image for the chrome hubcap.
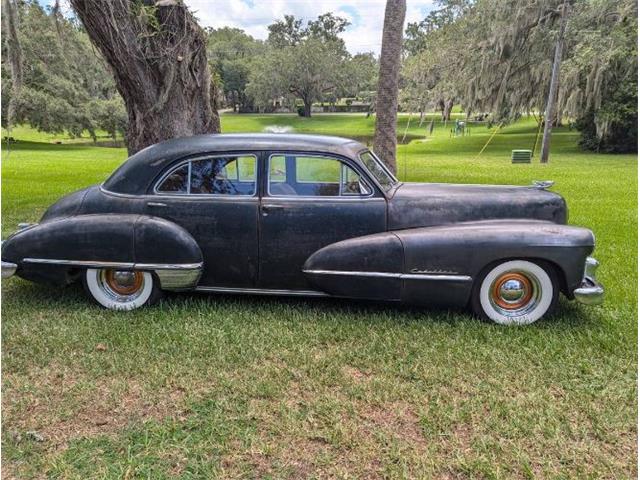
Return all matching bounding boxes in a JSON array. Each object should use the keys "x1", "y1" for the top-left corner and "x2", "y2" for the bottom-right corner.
[
  {"x1": 490, "y1": 270, "x2": 540, "y2": 317},
  {"x1": 112, "y1": 271, "x2": 136, "y2": 288},
  {"x1": 499, "y1": 279, "x2": 526, "y2": 303},
  {"x1": 99, "y1": 269, "x2": 145, "y2": 302}
]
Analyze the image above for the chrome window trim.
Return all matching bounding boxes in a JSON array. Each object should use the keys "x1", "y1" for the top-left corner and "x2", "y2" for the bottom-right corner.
[
  {"x1": 358, "y1": 149, "x2": 399, "y2": 193},
  {"x1": 101, "y1": 185, "x2": 379, "y2": 203},
  {"x1": 259, "y1": 196, "x2": 385, "y2": 203},
  {"x1": 153, "y1": 153, "x2": 258, "y2": 197},
  {"x1": 303, "y1": 269, "x2": 472, "y2": 282},
  {"x1": 266, "y1": 153, "x2": 375, "y2": 199}
]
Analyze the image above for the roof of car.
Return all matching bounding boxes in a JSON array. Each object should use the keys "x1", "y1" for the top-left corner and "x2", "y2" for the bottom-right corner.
[{"x1": 102, "y1": 133, "x2": 368, "y2": 195}]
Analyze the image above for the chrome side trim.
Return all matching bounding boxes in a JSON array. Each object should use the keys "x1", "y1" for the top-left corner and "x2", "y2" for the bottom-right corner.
[
  {"x1": 21, "y1": 258, "x2": 203, "y2": 290},
  {"x1": 23, "y1": 258, "x2": 137, "y2": 269},
  {"x1": 302, "y1": 269, "x2": 472, "y2": 282},
  {"x1": 195, "y1": 286, "x2": 330, "y2": 297},
  {"x1": 155, "y1": 269, "x2": 202, "y2": 291},
  {"x1": 22, "y1": 258, "x2": 202, "y2": 269}
]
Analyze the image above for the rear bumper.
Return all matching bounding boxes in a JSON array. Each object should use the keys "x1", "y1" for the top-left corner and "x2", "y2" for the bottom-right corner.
[
  {"x1": 1, "y1": 261, "x2": 17, "y2": 279},
  {"x1": 573, "y1": 257, "x2": 604, "y2": 305}
]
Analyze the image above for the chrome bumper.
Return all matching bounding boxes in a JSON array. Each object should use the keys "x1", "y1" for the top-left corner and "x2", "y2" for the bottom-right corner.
[
  {"x1": 1, "y1": 261, "x2": 17, "y2": 279},
  {"x1": 573, "y1": 257, "x2": 604, "y2": 305}
]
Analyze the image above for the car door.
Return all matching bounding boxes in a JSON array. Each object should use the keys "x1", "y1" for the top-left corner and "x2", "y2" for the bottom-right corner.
[
  {"x1": 148, "y1": 152, "x2": 259, "y2": 287},
  {"x1": 258, "y1": 152, "x2": 387, "y2": 290}
]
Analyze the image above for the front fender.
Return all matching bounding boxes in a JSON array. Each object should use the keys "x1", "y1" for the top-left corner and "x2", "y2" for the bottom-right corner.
[
  {"x1": 303, "y1": 220, "x2": 595, "y2": 306},
  {"x1": 396, "y1": 220, "x2": 594, "y2": 294},
  {"x1": 2, "y1": 214, "x2": 203, "y2": 289}
]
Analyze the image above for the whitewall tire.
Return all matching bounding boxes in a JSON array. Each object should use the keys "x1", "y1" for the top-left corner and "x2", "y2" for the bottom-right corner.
[
  {"x1": 83, "y1": 268, "x2": 161, "y2": 310},
  {"x1": 472, "y1": 260, "x2": 558, "y2": 325}
]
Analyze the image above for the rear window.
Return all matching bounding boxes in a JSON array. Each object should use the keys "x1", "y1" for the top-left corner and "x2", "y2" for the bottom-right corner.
[{"x1": 156, "y1": 155, "x2": 257, "y2": 195}]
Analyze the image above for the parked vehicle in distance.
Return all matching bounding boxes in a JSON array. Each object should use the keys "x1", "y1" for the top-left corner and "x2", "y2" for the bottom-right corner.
[{"x1": 1, "y1": 134, "x2": 604, "y2": 324}]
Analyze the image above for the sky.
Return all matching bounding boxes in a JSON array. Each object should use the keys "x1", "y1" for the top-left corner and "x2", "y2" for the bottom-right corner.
[{"x1": 43, "y1": 0, "x2": 436, "y2": 55}]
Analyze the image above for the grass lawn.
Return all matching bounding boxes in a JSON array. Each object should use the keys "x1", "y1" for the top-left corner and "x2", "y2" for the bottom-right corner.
[{"x1": 1, "y1": 114, "x2": 637, "y2": 478}]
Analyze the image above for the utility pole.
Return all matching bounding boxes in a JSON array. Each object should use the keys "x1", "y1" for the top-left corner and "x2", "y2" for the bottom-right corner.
[{"x1": 540, "y1": 1, "x2": 570, "y2": 163}]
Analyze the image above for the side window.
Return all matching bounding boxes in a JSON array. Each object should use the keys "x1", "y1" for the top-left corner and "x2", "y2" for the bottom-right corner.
[
  {"x1": 268, "y1": 155, "x2": 372, "y2": 197},
  {"x1": 269, "y1": 156, "x2": 286, "y2": 183},
  {"x1": 157, "y1": 164, "x2": 188, "y2": 193},
  {"x1": 157, "y1": 155, "x2": 256, "y2": 195}
]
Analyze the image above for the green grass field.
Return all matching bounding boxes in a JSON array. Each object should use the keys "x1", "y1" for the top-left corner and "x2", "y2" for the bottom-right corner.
[{"x1": 2, "y1": 114, "x2": 637, "y2": 478}]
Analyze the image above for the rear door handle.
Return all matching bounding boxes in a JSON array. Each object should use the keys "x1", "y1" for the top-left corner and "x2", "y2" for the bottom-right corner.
[
  {"x1": 147, "y1": 202, "x2": 167, "y2": 208},
  {"x1": 261, "y1": 204, "x2": 284, "y2": 216}
]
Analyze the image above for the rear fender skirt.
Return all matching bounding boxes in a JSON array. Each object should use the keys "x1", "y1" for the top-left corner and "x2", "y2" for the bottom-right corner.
[{"x1": 2, "y1": 214, "x2": 203, "y2": 290}]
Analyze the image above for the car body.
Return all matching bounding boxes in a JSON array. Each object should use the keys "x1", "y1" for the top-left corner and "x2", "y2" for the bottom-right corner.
[{"x1": 1, "y1": 134, "x2": 604, "y2": 324}]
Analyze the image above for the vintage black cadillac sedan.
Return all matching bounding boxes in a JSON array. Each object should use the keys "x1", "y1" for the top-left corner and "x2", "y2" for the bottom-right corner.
[{"x1": 1, "y1": 134, "x2": 604, "y2": 324}]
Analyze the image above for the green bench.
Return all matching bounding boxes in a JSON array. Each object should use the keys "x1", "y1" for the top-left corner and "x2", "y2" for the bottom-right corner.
[{"x1": 512, "y1": 149, "x2": 532, "y2": 163}]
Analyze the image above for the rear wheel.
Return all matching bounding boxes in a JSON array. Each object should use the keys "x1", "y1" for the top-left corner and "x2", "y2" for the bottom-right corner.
[
  {"x1": 472, "y1": 260, "x2": 558, "y2": 325},
  {"x1": 83, "y1": 268, "x2": 162, "y2": 310}
]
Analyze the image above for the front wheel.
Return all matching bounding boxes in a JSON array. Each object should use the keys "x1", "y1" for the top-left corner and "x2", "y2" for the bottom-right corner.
[
  {"x1": 472, "y1": 260, "x2": 558, "y2": 325},
  {"x1": 83, "y1": 268, "x2": 162, "y2": 310}
]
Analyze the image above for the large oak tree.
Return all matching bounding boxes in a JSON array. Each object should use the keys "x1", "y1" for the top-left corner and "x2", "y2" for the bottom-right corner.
[{"x1": 70, "y1": 0, "x2": 220, "y2": 154}]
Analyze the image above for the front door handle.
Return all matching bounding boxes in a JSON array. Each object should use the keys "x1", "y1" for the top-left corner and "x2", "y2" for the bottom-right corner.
[
  {"x1": 261, "y1": 204, "x2": 284, "y2": 216},
  {"x1": 147, "y1": 202, "x2": 167, "y2": 208}
]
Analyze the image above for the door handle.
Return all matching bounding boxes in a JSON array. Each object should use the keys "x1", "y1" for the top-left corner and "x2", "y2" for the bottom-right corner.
[
  {"x1": 261, "y1": 204, "x2": 284, "y2": 216},
  {"x1": 147, "y1": 202, "x2": 167, "y2": 208}
]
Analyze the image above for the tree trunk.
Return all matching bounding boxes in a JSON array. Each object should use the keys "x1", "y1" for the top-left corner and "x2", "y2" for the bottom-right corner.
[
  {"x1": 70, "y1": 0, "x2": 220, "y2": 155},
  {"x1": 373, "y1": 0, "x2": 406, "y2": 174},
  {"x1": 540, "y1": 1, "x2": 569, "y2": 163},
  {"x1": 2, "y1": 0, "x2": 23, "y2": 130},
  {"x1": 437, "y1": 99, "x2": 445, "y2": 120},
  {"x1": 303, "y1": 100, "x2": 312, "y2": 117},
  {"x1": 443, "y1": 98, "x2": 454, "y2": 121}
]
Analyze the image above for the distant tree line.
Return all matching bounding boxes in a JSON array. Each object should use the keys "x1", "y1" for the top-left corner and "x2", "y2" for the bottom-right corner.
[
  {"x1": 2, "y1": 0, "x2": 635, "y2": 155},
  {"x1": 402, "y1": 0, "x2": 637, "y2": 153}
]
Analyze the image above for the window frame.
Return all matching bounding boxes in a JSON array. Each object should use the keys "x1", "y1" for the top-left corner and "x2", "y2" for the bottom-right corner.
[
  {"x1": 266, "y1": 152, "x2": 376, "y2": 199},
  {"x1": 153, "y1": 153, "x2": 259, "y2": 197},
  {"x1": 357, "y1": 149, "x2": 399, "y2": 194}
]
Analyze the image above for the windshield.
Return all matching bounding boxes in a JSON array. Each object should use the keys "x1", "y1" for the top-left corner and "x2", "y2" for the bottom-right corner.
[{"x1": 359, "y1": 151, "x2": 398, "y2": 192}]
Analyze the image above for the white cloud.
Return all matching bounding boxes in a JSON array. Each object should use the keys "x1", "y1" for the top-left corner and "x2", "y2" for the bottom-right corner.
[
  {"x1": 43, "y1": 0, "x2": 435, "y2": 54},
  {"x1": 186, "y1": 0, "x2": 435, "y2": 54}
]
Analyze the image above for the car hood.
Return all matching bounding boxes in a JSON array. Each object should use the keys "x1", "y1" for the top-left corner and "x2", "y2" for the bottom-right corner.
[{"x1": 387, "y1": 182, "x2": 568, "y2": 230}]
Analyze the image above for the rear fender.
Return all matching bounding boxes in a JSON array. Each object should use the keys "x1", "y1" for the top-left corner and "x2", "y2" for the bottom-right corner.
[{"x1": 2, "y1": 214, "x2": 203, "y2": 290}]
